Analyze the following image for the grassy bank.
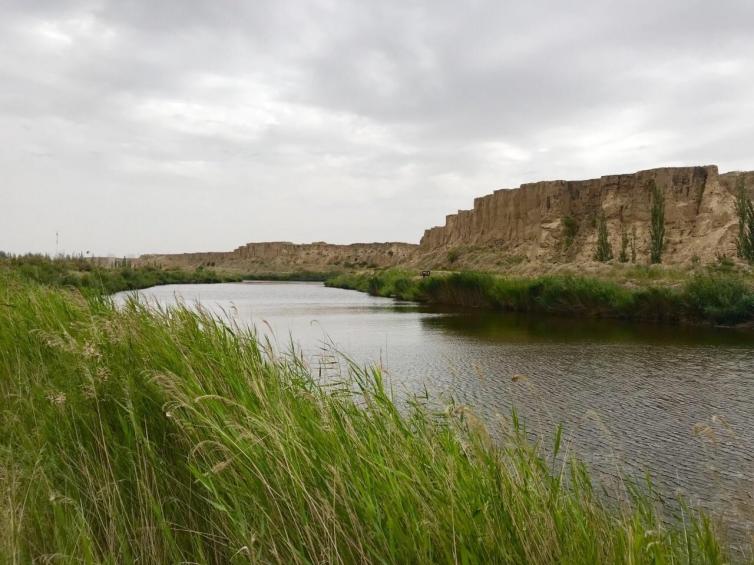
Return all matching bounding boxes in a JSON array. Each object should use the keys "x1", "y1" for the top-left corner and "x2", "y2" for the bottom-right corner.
[
  {"x1": 241, "y1": 270, "x2": 341, "y2": 282},
  {"x1": 327, "y1": 269, "x2": 754, "y2": 326},
  {"x1": 0, "y1": 271, "x2": 733, "y2": 563},
  {"x1": 0, "y1": 254, "x2": 339, "y2": 293},
  {"x1": 2, "y1": 254, "x2": 246, "y2": 293}
]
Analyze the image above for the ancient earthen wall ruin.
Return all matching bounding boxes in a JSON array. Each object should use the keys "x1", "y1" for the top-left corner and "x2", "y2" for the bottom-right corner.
[
  {"x1": 418, "y1": 166, "x2": 754, "y2": 265},
  {"x1": 138, "y1": 166, "x2": 754, "y2": 272}
]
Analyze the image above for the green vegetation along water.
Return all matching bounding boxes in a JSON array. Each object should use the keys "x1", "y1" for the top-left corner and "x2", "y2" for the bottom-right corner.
[
  {"x1": 327, "y1": 269, "x2": 754, "y2": 326},
  {"x1": 0, "y1": 268, "x2": 743, "y2": 562},
  {"x1": 0, "y1": 253, "x2": 338, "y2": 294}
]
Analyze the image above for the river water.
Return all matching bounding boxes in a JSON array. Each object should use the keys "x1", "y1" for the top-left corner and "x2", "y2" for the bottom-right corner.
[{"x1": 118, "y1": 281, "x2": 754, "y2": 541}]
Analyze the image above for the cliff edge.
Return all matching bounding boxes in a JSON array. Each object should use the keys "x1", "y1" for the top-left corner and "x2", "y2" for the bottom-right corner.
[
  {"x1": 138, "y1": 165, "x2": 754, "y2": 273},
  {"x1": 414, "y1": 165, "x2": 754, "y2": 269},
  {"x1": 137, "y1": 241, "x2": 417, "y2": 273}
]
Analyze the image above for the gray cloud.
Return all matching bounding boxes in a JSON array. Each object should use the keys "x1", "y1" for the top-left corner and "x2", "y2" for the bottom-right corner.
[{"x1": 1, "y1": 0, "x2": 753, "y2": 255}]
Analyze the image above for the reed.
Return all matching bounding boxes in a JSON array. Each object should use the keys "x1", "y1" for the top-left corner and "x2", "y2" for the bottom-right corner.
[{"x1": 0, "y1": 269, "x2": 734, "y2": 563}]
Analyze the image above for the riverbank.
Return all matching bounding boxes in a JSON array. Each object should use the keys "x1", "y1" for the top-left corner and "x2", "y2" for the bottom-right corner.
[
  {"x1": 326, "y1": 268, "x2": 754, "y2": 326},
  {"x1": 1, "y1": 254, "x2": 246, "y2": 292},
  {"x1": 9, "y1": 255, "x2": 754, "y2": 327},
  {"x1": 0, "y1": 268, "x2": 735, "y2": 562},
  {"x1": 0, "y1": 254, "x2": 338, "y2": 293}
]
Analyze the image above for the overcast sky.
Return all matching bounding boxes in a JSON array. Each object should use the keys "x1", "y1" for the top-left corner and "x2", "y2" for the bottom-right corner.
[{"x1": 2, "y1": 0, "x2": 753, "y2": 256}]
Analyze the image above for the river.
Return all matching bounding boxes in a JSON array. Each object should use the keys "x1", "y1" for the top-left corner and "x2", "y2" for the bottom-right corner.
[{"x1": 117, "y1": 281, "x2": 754, "y2": 540}]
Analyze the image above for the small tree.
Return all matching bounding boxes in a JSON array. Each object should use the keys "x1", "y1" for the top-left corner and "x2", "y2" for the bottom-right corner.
[
  {"x1": 649, "y1": 180, "x2": 665, "y2": 264},
  {"x1": 735, "y1": 176, "x2": 754, "y2": 262},
  {"x1": 618, "y1": 225, "x2": 629, "y2": 263},
  {"x1": 594, "y1": 212, "x2": 613, "y2": 262},
  {"x1": 630, "y1": 225, "x2": 637, "y2": 263}
]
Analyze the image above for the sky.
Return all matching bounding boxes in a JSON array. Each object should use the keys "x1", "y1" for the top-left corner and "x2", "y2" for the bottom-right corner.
[{"x1": 2, "y1": 0, "x2": 753, "y2": 256}]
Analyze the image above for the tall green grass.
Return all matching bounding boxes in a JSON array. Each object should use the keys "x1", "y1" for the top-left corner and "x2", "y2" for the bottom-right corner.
[
  {"x1": 2, "y1": 253, "x2": 245, "y2": 293},
  {"x1": 1, "y1": 254, "x2": 340, "y2": 293},
  {"x1": 327, "y1": 270, "x2": 754, "y2": 326},
  {"x1": 0, "y1": 272, "x2": 732, "y2": 563}
]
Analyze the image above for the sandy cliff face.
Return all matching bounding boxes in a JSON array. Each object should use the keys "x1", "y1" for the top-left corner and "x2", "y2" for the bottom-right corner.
[
  {"x1": 138, "y1": 165, "x2": 753, "y2": 273},
  {"x1": 416, "y1": 165, "x2": 754, "y2": 267},
  {"x1": 137, "y1": 241, "x2": 417, "y2": 273}
]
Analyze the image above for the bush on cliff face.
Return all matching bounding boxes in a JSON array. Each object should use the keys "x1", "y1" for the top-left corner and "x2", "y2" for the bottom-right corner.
[
  {"x1": 594, "y1": 213, "x2": 613, "y2": 263},
  {"x1": 630, "y1": 225, "x2": 637, "y2": 263},
  {"x1": 619, "y1": 225, "x2": 630, "y2": 263},
  {"x1": 735, "y1": 176, "x2": 754, "y2": 262},
  {"x1": 649, "y1": 181, "x2": 666, "y2": 264},
  {"x1": 561, "y1": 215, "x2": 578, "y2": 250}
]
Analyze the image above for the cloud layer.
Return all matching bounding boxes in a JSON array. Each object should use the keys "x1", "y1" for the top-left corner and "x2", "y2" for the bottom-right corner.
[{"x1": 2, "y1": 0, "x2": 753, "y2": 255}]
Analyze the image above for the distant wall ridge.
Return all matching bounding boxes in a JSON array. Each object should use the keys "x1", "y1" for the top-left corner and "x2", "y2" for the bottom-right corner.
[{"x1": 138, "y1": 241, "x2": 417, "y2": 272}]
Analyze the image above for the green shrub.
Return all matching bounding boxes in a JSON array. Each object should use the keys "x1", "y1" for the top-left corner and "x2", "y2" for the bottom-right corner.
[
  {"x1": 630, "y1": 225, "x2": 637, "y2": 263},
  {"x1": 683, "y1": 274, "x2": 754, "y2": 325},
  {"x1": 735, "y1": 176, "x2": 754, "y2": 262},
  {"x1": 419, "y1": 271, "x2": 494, "y2": 307},
  {"x1": 367, "y1": 274, "x2": 385, "y2": 295},
  {"x1": 628, "y1": 286, "x2": 681, "y2": 323},
  {"x1": 713, "y1": 253, "x2": 735, "y2": 272},
  {"x1": 619, "y1": 225, "x2": 629, "y2": 263},
  {"x1": 562, "y1": 216, "x2": 578, "y2": 250},
  {"x1": 649, "y1": 181, "x2": 666, "y2": 264},
  {"x1": 594, "y1": 213, "x2": 613, "y2": 262}
]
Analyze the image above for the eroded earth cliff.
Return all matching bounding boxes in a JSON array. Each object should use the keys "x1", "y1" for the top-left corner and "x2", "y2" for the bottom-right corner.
[
  {"x1": 414, "y1": 165, "x2": 754, "y2": 270},
  {"x1": 138, "y1": 165, "x2": 754, "y2": 274},
  {"x1": 137, "y1": 241, "x2": 417, "y2": 273}
]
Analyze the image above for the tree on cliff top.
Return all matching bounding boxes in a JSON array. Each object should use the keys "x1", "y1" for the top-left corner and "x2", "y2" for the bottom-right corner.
[
  {"x1": 735, "y1": 176, "x2": 754, "y2": 262},
  {"x1": 594, "y1": 212, "x2": 613, "y2": 262},
  {"x1": 649, "y1": 180, "x2": 665, "y2": 264}
]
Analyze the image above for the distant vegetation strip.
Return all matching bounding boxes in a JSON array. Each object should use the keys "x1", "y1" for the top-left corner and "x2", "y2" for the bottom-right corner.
[
  {"x1": 0, "y1": 254, "x2": 244, "y2": 292},
  {"x1": 0, "y1": 254, "x2": 336, "y2": 293},
  {"x1": 0, "y1": 270, "x2": 729, "y2": 563},
  {"x1": 242, "y1": 270, "x2": 341, "y2": 282},
  {"x1": 326, "y1": 269, "x2": 754, "y2": 326}
]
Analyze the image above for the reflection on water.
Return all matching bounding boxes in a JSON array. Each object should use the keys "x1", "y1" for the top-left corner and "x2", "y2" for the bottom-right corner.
[
  {"x1": 117, "y1": 281, "x2": 754, "y2": 538},
  {"x1": 427, "y1": 309, "x2": 754, "y2": 346}
]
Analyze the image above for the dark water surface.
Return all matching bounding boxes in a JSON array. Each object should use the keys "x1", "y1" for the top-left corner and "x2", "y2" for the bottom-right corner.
[{"x1": 118, "y1": 282, "x2": 754, "y2": 539}]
